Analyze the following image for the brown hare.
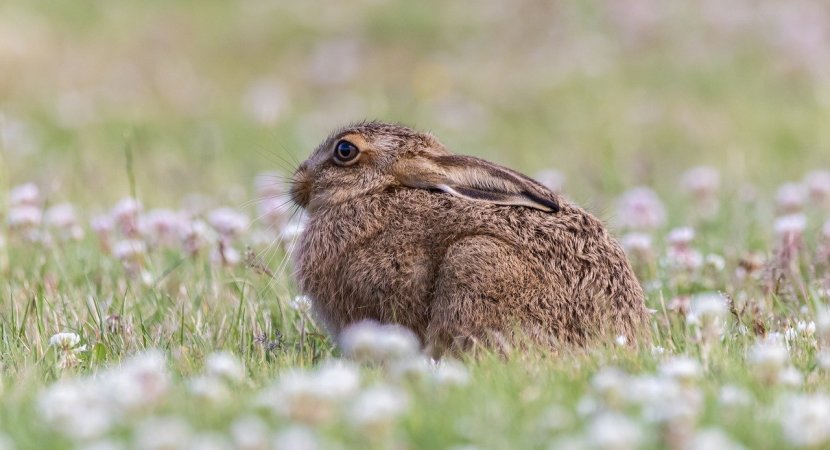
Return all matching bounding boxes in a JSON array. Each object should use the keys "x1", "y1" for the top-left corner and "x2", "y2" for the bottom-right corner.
[{"x1": 290, "y1": 121, "x2": 650, "y2": 356}]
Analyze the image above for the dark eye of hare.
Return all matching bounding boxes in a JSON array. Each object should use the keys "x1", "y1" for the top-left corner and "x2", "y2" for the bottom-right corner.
[{"x1": 333, "y1": 140, "x2": 360, "y2": 165}]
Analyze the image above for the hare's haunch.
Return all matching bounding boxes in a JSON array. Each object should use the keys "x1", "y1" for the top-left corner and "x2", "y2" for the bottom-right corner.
[{"x1": 290, "y1": 121, "x2": 650, "y2": 355}]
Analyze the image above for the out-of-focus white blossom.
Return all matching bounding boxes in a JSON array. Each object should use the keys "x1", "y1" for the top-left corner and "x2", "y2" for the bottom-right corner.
[
  {"x1": 805, "y1": 170, "x2": 830, "y2": 203},
  {"x1": 207, "y1": 207, "x2": 249, "y2": 237},
  {"x1": 615, "y1": 187, "x2": 667, "y2": 230},
  {"x1": 718, "y1": 385, "x2": 752, "y2": 409},
  {"x1": 133, "y1": 416, "x2": 192, "y2": 450},
  {"x1": 289, "y1": 295, "x2": 312, "y2": 313},
  {"x1": 188, "y1": 375, "x2": 231, "y2": 403},
  {"x1": 339, "y1": 320, "x2": 420, "y2": 364},
  {"x1": 747, "y1": 337, "x2": 791, "y2": 383},
  {"x1": 230, "y1": 415, "x2": 270, "y2": 450},
  {"x1": 112, "y1": 239, "x2": 147, "y2": 262},
  {"x1": 685, "y1": 428, "x2": 745, "y2": 450},
  {"x1": 780, "y1": 394, "x2": 830, "y2": 447},
  {"x1": 205, "y1": 351, "x2": 245, "y2": 383},
  {"x1": 347, "y1": 384, "x2": 409, "y2": 434},
  {"x1": 49, "y1": 332, "x2": 81, "y2": 349},
  {"x1": 668, "y1": 227, "x2": 695, "y2": 247},
  {"x1": 687, "y1": 293, "x2": 729, "y2": 340},
  {"x1": 620, "y1": 232, "x2": 653, "y2": 257},
  {"x1": 682, "y1": 166, "x2": 720, "y2": 197},
  {"x1": 431, "y1": 359, "x2": 471, "y2": 387},
  {"x1": 659, "y1": 356, "x2": 702, "y2": 384},
  {"x1": 272, "y1": 426, "x2": 320, "y2": 450},
  {"x1": 587, "y1": 412, "x2": 644, "y2": 450},
  {"x1": 9, "y1": 182, "x2": 40, "y2": 206},
  {"x1": 774, "y1": 214, "x2": 807, "y2": 238},
  {"x1": 776, "y1": 183, "x2": 807, "y2": 213},
  {"x1": 7, "y1": 205, "x2": 42, "y2": 229}
]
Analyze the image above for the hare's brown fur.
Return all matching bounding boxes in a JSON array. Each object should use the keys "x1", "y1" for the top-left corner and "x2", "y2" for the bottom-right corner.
[{"x1": 291, "y1": 121, "x2": 650, "y2": 355}]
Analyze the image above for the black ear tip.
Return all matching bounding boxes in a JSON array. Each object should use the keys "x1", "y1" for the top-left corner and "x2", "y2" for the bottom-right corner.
[{"x1": 523, "y1": 191, "x2": 561, "y2": 213}]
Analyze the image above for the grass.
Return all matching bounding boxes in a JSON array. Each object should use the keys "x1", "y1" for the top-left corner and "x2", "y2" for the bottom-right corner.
[{"x1": 2, "y1": 0, "x2": 830, "y2": 448}]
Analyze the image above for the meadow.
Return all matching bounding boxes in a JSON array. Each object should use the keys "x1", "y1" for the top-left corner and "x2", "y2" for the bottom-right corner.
[{"x1": 2, "y1": 0, "x2": 830, "y2": 448}]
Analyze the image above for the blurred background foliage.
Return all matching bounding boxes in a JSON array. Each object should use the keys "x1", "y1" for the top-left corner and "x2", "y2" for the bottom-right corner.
[{"x1": 1, "y1": 0, "x2": 829, "y2": 212}]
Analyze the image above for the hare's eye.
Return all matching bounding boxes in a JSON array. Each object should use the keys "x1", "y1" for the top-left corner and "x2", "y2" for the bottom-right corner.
[{"x1": 333, "y1": 140, "x2": 360, "y2": 165}]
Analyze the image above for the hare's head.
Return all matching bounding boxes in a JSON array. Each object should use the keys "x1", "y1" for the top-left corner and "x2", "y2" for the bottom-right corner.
[{"x1": 290, "y1": 121, "x2": 560, "y2": 214}]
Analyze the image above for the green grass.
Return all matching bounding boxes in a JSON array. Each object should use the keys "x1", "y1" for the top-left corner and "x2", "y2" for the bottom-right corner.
[{"x1": 2, "y1": 0, "x2": 830, "y2": 448}]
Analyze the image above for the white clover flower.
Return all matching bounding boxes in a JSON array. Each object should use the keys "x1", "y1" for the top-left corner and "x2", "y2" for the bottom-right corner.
[
  {"x1": 205, "y1": 351, "x2": 245, "y2": 383},
  {"x1": 797, "y1": 320, "x2": 816, "y2": 337},
  {"x1": 615, "y1": 335, "x2": 628, "y2": 346},
  {"x1": 431, "y1": 359, "x2": 471, "y2": 387},
  {"x1": 704, "y1": 254, "x2": 726, "y2": 272},
  {"x1": 347, "y1": 385, "x2": 409, "y2": 434},
  {"x1": 7, "y1": 205, "x2": 42, "y2": 229},
  {"x1": 718, "y1": 385, "x2": 752, "y2": 408},
  {"x1": 112, "y1": 239, "x2": 147, "y2": 261},
  {"x1": 258, "y1": 360, "x2": 360, "y2": 424},
  {"x1": 9, "y1": 182, "x2": 40, "y2": 206},
  {"x1": 805, "y1": 170, "x2": 830, "y2": 202},
  {"x1": 49, "y1": 332, "x2": 81, "y2": 349},
  {"x1": 774, "y1": 214, "x2": 807, "y2": 238},
  {"x1": 659, "y1": 356, "x2": 702, "y2": 384},
  {"x1": 207, "y1": 207, "x2": 249, "y2": 237},
  {"x1": 685, "y1": 428, "x2": 745, "y2": 450},
  {"x1": 591, "y1": 367, "x2": 629, "y2": 404},
  {"x1": 289, "y1": 295, "x2": 312, "y2": 313},
  {"x1": 747, "y1": 337, "x2": 790, "y2": 383},
  {"x1": 187, "y1": 433, "x2": 232, "y2": 450},
  {"x1": 140, "y1": 209, "x2": 188, "y2": 246},
  {"x1": 272, "y1": 426, "x2": 320, "y2": 450},
  {"x1": 681, "y1": 166, "x2": 720, "y2": 196},
  {"x1": 620, "y1": 232, "x2": 653, "y2": 256},
  {"x1": 103, "y1": 350, "x2": 171, "y2": 412},
  {"x1": 687, "y1": 293, "x2": 729, "y2": 341},
  {"x1": 780, "y1": 394, "x2": 830, "y2": 447},
  {"x1": 45, "y1": 203, "x2": 78, "y2": 230},
  {"x1": 339, "y1": 320, "x2": 421, "y2": 364},
  {"x1": 587, "y1": 412, "x2": 644, "y2": 450},
  {"x1": 389, "y1": 356, "x2": 432, "y2": 382},
  {"x1": 615, "y1": 187, "x2": 667, "y2": 231},
  {"x1": 776, "y1": 182, "x2": 807, "y2": 212},
  {"x1": 38, "y1": 379, "x2": 115, "y2": 440},
  {"x1": 778, "y1": 366, "x2": 803, "y2": 387},
  {"x1": 133, "y1": 416, "x2": 192, "y2": 450},
  {"x1": 188, "y1": 375, "x2": 231, "y2": 403},
  {"x1": 230, "y1": 415, "x2": 270, "y2": 450},
  {"x1": 667, "y1": 227, "x2": 695, "y2": 247}
]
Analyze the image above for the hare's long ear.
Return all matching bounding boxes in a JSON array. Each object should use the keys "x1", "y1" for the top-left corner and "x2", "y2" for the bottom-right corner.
[{"x1": 393, "y1": 154, "x2": 560, "y2": 213}]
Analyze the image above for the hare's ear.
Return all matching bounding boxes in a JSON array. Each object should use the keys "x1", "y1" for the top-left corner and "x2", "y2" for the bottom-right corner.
[{"x1": 393, "y1": 155, "x2": 560, "y2": 213}]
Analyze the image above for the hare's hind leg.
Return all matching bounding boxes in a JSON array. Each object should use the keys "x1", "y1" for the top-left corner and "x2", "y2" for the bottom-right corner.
[{"x1": 425, "y1": 235, "x2": 531, "y2": 357}]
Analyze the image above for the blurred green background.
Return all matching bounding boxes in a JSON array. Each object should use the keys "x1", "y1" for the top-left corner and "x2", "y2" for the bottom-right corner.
[{"x1": 1, "y1": 0, "x2": 829, "y2": 211}]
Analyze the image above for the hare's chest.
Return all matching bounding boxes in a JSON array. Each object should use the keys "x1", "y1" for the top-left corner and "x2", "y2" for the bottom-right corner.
[{"x1": 296, "y1": 223, "x2": 435, "y2": 336}]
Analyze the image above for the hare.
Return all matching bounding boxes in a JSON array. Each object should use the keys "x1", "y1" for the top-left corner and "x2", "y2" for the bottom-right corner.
[{"x1": 290, "y1": 121, "x2": 650, "y2": 355}]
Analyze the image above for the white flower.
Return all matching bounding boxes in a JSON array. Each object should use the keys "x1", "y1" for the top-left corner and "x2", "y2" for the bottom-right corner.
[
  {"x1": 347, "y1": 385, "x2": 409, "y2": 433},
  {"x1": 620, "y1": 233, "x2": 653, "y2": 256},
  {"x1": 103, "y1": 350, "x2": 171, "y2": 412},
  {"x1": 205, "y1": 351, "x2": 245, "y2": 383},
  {"x1": 230, "y1": 415, "x2": 269, "y2": 450},
  {"x1": 272, "y1": 426, "x2": 320, "y2": 450},
  {"x1": 7, "y1": 205, "x2": 42, "y2": 229},
  {"x1": 587, "y1": 412, "x2": 644, "y2": 450},
  {"x1": 687, "y1": 293, "x2": 729, "y2": 340},
  {"x1": 49, "y1": 332, "x2": 81, "y2": 349},
  {"x1": 659, "y1": 356, "x2": 702, "y2": 384},
  {"x1": 797, "y1": 320, "x2": 817, "y2": 336},
  {"x1": 805, "y1": 170, "x2": 830, "y2": 202},
  {"x1": 776, "y1": 182, "x2": 807, "y2": 212},
  {"x1": 718, "y1": 385, "x2": 752, "y2": 408},
  {"x1": 615, "y1": 187, "x2": 667, "y2": 230},
  {"x1": 207, "y1": 207, "x2": 249, "y2": 237},
  {"x1": 823, "y1": 219, "x2": 830, "y2": 240},
  {"x1": 45, "y1": 203, "x2": 78, "y2": 229},
  {"x1": 774, "y1": 214, "x2": 807, "y2": 238},
  {"x1": 112, "y1": 239, "x2": 147, "y2": 261},
  {"x1": 38, "y1": 380, "x2": 115, "y2": 440},
  {"x1": 289, "y1": 296, "x2": 312, "y2": 313},
  {"x1": 258, "y1": 360, "x2": 360, "y2": 424},
  {"x1": 747, "y1": 338, "x2": 790, "y2": 383},
  {"x1": 140, "y1": 209, "x2": 188, "y2": 246},
  {"x1": 615, "y1": 335, "x2": 628, "y2": 346},
  {"x1": 9, "y1": 182, "x2": 40, "y2": 206},
  {"x1": 339, "y1": 320, "x2": 420, "y2": 363},
  {"x1": 431, "y1": 359, "x2": 470, "y2": 386},
  {"x1": 133, "y1": 416, "x2": 192, "y2": 450},
  {"x1": 187, "y1": 433, "x2": 232, "y2": 450},
  {"x1": 188, "y1": 376, "x2": 231, "y2": 403},
  {"x1": 780, "y1": 394, "x2": 830, "y2": 447},
  {"x1": 667, "y1": 227, "x2": 695, "y2": 247},
  {"x1": 685, "y1": 428, "x2": 745, "y2": 450},
  {"x1": 592, "y1": 367, "x2": 629, "y2": 405},
  {"x1": 681, "y1": 166, "x2": 720, "y2": 197}
]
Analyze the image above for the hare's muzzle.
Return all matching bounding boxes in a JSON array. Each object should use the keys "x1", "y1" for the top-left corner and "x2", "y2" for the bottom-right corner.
[{"x1": 289, "y1": 163, "x2": 311, "y2": 209}]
